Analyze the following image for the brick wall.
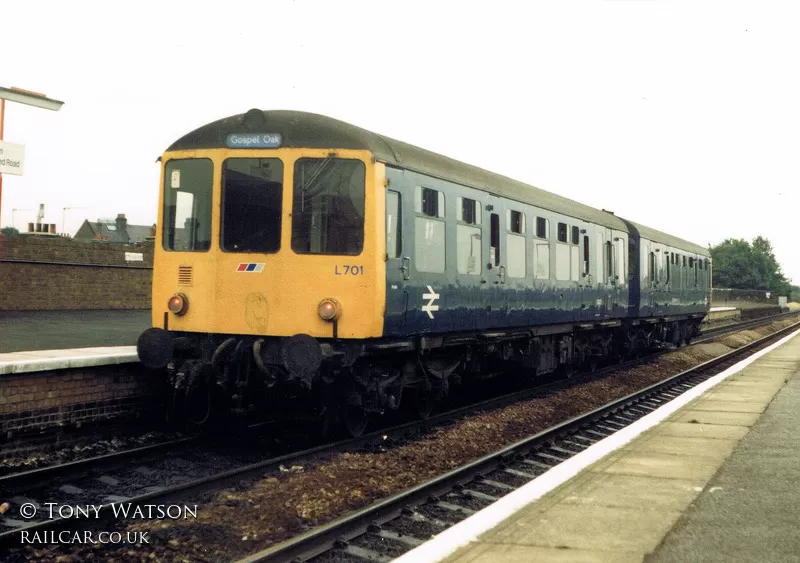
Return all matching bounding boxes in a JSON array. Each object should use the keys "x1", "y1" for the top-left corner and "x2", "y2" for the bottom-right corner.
[
  {"x1": 0, "y1": 235, "x2": 153, "y2": 311},
  {"x1": 0, "y1": 364, "x2": 164, "y2": 436}
]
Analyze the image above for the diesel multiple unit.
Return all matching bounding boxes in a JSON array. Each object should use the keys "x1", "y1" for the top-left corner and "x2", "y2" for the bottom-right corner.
[{"x1": 137, "y1": 109, "x2": 711, "y2": 435}]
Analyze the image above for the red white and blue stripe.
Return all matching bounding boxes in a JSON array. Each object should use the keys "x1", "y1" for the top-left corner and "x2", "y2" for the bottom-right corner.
[{"x1": 236, "y1": 263, "x2": 264, "y2": 272}]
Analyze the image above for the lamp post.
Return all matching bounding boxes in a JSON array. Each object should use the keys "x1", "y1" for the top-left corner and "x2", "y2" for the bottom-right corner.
[{"x1": 0, "y1": 86, "x2": 64, "y2": 236}]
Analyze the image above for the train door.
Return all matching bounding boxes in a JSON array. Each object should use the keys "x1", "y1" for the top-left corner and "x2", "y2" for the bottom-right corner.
[
  {"x1": 673, "y1": 251, "x2": 683, "y2": 308},
  {"x1": 625, "y1": 226, "x2": 641, "y2": 318},
  {"x1": 595, "y1": 226, "x2": 612, "y2": 319},
  {"x1": 651, "y1": 243, "x2": 665, "y2": 315},
  {"x1": 640, "y1": 239, "x2": 654, "y2": 316},
  {"x1": 611, "y1": 230, "x2": 628, "y2": 317},
  {"x1": 689, "y1": 254, "x2": 700, "y2": 305},
  {"x1": 455, "y1": 193, "x2": 487, "y2": 330},
  {"x1": 579, "y1": 229, "x2": 592, "y2": 321},
  {"x1": 664, "y1": 248, "x2": 674, "y2": 311},
  {"x1": 384, "y1": 187, "x2": 409, "y2": 334},
  {"x1": 484, "y1": 196, "x2": 507, "y2": 321}
]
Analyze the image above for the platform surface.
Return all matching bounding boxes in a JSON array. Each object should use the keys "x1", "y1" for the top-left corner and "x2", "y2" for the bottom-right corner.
[
  {"x1": 430, "y1": 329, "x2": 800, "y2": 563},
  {"x1": 0, "y1": 309, "x2": 150, "y2": 354},
  {"x1": 649, "y1": 355, "x2": 800, "y2": 562}
]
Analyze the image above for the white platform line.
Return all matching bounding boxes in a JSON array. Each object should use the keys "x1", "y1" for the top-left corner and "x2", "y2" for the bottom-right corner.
[
  {"x1": 0, "y1": 346, "x2": 139, "y2": 375},
  {"x1": 392, "y1": 327, "x2": 800, "y2": 563}
]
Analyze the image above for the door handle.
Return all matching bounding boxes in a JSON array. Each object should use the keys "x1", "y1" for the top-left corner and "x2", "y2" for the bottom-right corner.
[{"x1": 400, "y1": 257, "x2": 410, "y2": 280}]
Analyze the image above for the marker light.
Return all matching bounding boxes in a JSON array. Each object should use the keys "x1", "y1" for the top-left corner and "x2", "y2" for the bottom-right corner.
[
  {"x1": 318, "y1": 298, "x2": 341, "y2": 322},
  {"x1": 168, "y1": 293, "x2": 189, "y2": 316}
]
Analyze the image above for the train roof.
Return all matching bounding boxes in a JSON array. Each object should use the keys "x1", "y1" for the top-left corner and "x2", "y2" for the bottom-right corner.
[
  {"x1": 628, "y1": 221, "x2": 710, "y2": 256},
  {"x1": 168, "y1": 110, "x2": 706, "y2": 253}
]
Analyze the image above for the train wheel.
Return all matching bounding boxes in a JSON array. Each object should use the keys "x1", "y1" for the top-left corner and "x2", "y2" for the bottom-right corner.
[{"x1": 344, "y1": 405, "x2": 368, "y2": 438}]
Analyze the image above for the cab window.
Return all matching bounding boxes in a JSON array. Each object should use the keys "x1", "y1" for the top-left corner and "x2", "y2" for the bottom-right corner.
[
  {"x1": 222, "y1": 158, "x2": 283, "y2": 253},
  {"x1": 163, "y1": 158, "x2": 213, "y2": 252},
  {"x1": 292, "y1": 158, "x2": 365, "y2": 255}
]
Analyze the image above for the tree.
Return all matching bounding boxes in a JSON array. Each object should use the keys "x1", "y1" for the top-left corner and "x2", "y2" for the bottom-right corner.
[
  {"x1": 709, "y1": 237, "x2": 792, "y2": 299},
  {"x1": 1, "y1": 226, "x2": 20, "y2": 238}
]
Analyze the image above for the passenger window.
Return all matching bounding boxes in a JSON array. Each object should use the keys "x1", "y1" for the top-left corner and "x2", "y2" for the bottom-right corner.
[
  {"x1": 506, "y1": 210, "x2": 525, "y2": 277},
  {"x1": 606, "y1": 241, "x2": 614, "y2": 282},
  {"x1": 507, "y1": 235, "x2": 526, "y2": 277},
  {"x1": 386, "y1": 190, "x2": 401, "y2": 259},
  {"x1": 648, "y1": 252, "x2": 656, "y2": 286},
  {"x1": 457, "y1": 197, "x2": 480, "y2": 225},
  {"x1": 536, "y1": 217, "x2": 549, "y2": 239},
  {"x1": 508, "y1": 210, "x2": 524, "y2": 234},
  {"x1": 557, "y1": 222, "x2": 567, "y2": 243},
  {"x1": 556, "y1": 243, "x2": 570, "y2": 280},
  {"x1": 571, "y1": 226, "x2": 580, "y2": 245},
  {"x1": 456, "y1": 226, "x2": 481, "y2": 275},
  {"x1": 416, "y1": 186, "x2": 444, "y2": 218},
  {"x1": 414, "y1": 187, "x2": 445, "y2": 273},
  {"x1": 570, "y1": 246, "x2": 579, "y2": 281},
  {"x1": 534, "y1": 242, "x2": 550, "y2": 279}
]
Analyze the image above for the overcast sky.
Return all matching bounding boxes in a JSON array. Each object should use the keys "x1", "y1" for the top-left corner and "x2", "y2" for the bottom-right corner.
[{"x1": 3, "y1": 1, "x2": 798, "y2": 283}]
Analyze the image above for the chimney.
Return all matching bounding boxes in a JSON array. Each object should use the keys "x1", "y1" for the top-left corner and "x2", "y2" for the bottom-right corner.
[{"x1": 116, "y1": 213, "x2": 128, "y2": 240}]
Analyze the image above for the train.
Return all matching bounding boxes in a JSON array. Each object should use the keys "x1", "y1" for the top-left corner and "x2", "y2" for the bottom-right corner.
[{"x1": 137, "y1": 109, "x2": 711, "y2": 436}]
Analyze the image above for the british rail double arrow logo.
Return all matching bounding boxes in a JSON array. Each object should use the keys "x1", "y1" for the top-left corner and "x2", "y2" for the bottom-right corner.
[{"x1": 422, "y1": 286, "x2": 440, "y2": 319}]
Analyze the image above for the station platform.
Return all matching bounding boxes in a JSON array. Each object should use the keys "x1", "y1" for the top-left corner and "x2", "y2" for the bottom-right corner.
[
  {"x1": 396, "y1": 327, "x2": 800, "y2": 563},
  {"x1": 0, "y1": 309, "x2": 150, "y2": 354}
]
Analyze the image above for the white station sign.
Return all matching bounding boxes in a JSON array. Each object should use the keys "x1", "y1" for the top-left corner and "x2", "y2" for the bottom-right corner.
[{"x1": 0, "y1": 141, "x2": 25, "y2": 176}]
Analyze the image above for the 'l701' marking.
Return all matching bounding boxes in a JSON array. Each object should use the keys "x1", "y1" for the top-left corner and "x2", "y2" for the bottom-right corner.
[{"x1": 334, "y1": 265, "x2": 364, "y2": 275}]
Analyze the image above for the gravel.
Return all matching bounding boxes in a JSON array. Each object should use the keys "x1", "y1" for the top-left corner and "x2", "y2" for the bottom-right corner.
[
  {"x1": 0, "y1": 428, "x2": 190, "y2": 477},
  {"x1": 12, "y1": 318, "x2": 796, "y2": 563}
]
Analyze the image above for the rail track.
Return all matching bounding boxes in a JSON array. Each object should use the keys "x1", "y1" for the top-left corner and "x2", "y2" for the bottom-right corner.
[
  {"x1": 697, "y1": 310, "x2": 796, "y2": 341},
  {"x1": 236, "y1": 317, "x2": 800, "y2": 563},
  {"x1": 0, "y1": 312, "x2": 796, "y2": 560}
]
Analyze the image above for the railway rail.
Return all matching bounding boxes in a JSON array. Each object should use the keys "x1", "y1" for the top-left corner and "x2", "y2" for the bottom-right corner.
[
  {"x1": 236, "y1": 317, "x2": 800, "y2": 563},
  {"x1": 3, "y1": 311, "x2": 788, "y2": 491},
  {"x1": 0, "y1": 313, "x2": 797, "y2": 560},
  {"x1": 697, "y1": 310, "x2": 796, "y2": 342}
]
